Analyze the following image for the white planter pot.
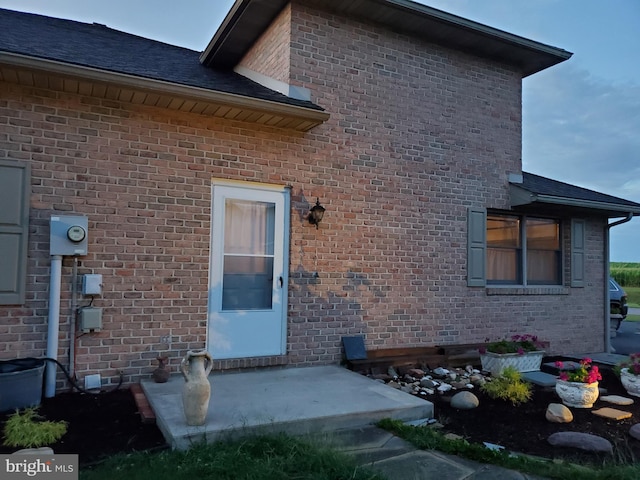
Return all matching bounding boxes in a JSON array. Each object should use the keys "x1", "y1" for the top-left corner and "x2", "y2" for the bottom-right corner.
[
  {"x1": 480, "y1": 351, "x2": 544, "y2": 376},
  {"x1": 555, "y1": 380, "x2": 599, "y2": 408},
  {"x1": 620, "y1": 368, "x2": 640, "y2": 397}
]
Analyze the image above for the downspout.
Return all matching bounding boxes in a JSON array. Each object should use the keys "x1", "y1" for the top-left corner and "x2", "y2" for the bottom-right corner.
[
  {"x1": 45, "y1": 255, "x2": 63, "y2": 398},
  {"x1": 605, "y1": 213, "x2": 634, "y2": 353}
]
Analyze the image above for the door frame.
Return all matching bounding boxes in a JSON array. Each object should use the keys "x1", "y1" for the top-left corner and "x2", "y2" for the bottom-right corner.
[{"x1": 207, "y1": 179, "x2": 290, "y2": 359}]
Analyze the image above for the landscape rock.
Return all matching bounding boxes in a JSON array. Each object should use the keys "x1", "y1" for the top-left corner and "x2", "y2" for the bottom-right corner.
[
  {"x1": 420, "y1": 378, "x2": 436, "y2": 388},
  {"x1": 600, "y1": 395, "x2": 634, "y2": 406},
  {"x1": 450, "y1": 391, "x2": 479, "y2": 410},
  {"x1": 546, "y1": 403, "x2": 573, "y2": 423},
  {"x1": 629, "y1": 424, "x2": 640, "y2": 440},
  {"x1": 387, "y1": 381, "x2": 400, "y2": 389},
  {"x1": 451, "y1": 381, "x2": 468, "y2": 390},
  {"x1": 433, "y1": 367, "x2": 449, "y2": 377},
  {"x1": 408, "y1": 368, "x2": 425, "y2": 377},
  {"x1": 548, "y1": 432, "x2": 613, "y2": 454},
  {"x1": 437, "y1": 383, "x2": 452, "y2": 393},
  {"x1": 387, "y1": 366, "x2": 398, "y2": 379}
]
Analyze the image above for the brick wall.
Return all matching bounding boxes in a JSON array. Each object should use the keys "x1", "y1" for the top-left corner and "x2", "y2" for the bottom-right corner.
[
  {"x1": 238, "y1": 5, "x2": 291, "y2": 84},
  {"x1": 0, "y1": 4, "x2": 606, "y2": 389}
]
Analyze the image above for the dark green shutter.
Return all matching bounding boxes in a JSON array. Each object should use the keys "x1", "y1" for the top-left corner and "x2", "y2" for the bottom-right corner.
[
  {"x1": 571, "y1": 219, "x2": 585, "y2": 287},
  {"x1": 0, "y1": 160, "x2": 30, "y2": 304},
  {"x1": 467, "y1": 207, "x2": 486, "y2": 287}
]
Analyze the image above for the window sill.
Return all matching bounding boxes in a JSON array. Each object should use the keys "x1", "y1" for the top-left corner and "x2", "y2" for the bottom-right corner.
[{"x1": 486, "y1": 286, "x2": 569, "y2": 296}]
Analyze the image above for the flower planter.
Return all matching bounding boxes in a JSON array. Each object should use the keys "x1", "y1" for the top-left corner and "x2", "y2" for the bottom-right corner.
[
  {"x1": 480, "y1": 351, "x2": 544, "y2": 376},
  {"x1": 620, "y1": 368, "x2": 640, "y2": 397},
  {"x1": 555, "y1": 379, "x2": 599, "y2": 408},
  {"x1": 0, "y1": 358, "x2": 45, "y2": 413}
]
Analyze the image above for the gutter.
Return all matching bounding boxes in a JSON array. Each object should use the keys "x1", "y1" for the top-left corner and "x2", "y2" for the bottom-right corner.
[
  {"x1": 511, "y1": 188, "x2": 640, "y2": 215},
  {"x1": 605, "y1": 213, "x2": 634, "y2": 353}
]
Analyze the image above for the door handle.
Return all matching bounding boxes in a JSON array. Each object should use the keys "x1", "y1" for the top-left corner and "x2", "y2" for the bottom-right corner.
[{"x1": 279, "y1": 276, "x2": 284, "y2": 288}]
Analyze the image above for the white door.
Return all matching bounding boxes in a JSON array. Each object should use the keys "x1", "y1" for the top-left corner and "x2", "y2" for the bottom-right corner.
[{"x1": 208, "y1": 181, "x2": 289, "y2": 359}]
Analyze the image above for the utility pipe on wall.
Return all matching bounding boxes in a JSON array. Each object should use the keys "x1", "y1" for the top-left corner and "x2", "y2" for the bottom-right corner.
[
  {"x1": 45, "y1": 255, "x2": 63, "y2": 398},
  {"x1": 605, "y1": 213, "x2": 633, "y2": 353}
]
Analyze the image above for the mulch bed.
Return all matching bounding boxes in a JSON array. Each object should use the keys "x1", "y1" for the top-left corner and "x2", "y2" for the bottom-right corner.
[
  {"x1": 0, "y1": 388, "x2": 167, "y2": 466},
  {"x1": 426, "y1": 359, "x2": 640, "y2": 466},
  {"x1": 1, "y1": 359, "x2": 639, "y2": 468}
]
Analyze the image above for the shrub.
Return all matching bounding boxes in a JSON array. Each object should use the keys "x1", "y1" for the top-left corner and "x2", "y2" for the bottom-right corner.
[
  {"x1": 2, "y1": 407, "x2": 67, "y2": 448},
  {"x1": 480, "y1": 366, "x2": 532, "y2": 406}
]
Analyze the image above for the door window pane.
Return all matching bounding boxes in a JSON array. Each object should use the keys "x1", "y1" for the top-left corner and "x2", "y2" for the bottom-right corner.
[{"x1": 222, "y1": 199, "x2": 275, "y2": 310}]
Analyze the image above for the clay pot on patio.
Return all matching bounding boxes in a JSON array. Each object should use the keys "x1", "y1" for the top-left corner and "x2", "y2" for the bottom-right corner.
[
  {"x1": 152, "y1": 356, "x2": 170, "y2": 383},
  {"x1": 555, "y1": 379, "x2": 599, "y2": 408},
  {"x1": 180, "y1": 350, "x2": 213, "y2": 426}
]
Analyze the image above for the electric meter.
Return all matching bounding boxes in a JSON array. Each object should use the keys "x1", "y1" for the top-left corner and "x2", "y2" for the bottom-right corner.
[{"x1": 67, "y1": 225, "x2": 86, "y2": 243}]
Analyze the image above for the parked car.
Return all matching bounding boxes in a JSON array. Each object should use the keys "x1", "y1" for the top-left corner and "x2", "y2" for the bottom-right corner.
[{"x1": 610, "y1": 277, "x2": 629, "y2": 330}]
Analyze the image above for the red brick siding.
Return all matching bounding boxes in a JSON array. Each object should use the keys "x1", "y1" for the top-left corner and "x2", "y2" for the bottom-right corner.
[
  {"x1": 238, "y1": 5, "x2": 291, "y2": 83},
  {"x1": 0, "y1": 5, "x2": 606, "y2": 389}
]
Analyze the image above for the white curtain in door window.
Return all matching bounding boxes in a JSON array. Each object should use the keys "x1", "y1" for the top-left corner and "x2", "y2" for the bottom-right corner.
[{"x1": 224, "y1": 200, "x2": 275, "y2": 256}]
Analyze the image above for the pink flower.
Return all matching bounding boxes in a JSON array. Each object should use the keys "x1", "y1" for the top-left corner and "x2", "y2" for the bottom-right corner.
[
  {"x1": 555, "y1": 361, "x2": 563, "y2": 368},
  {"x1": 559, "y1": 372, "x2": 569, "y2": 381},
  {"x1": 478, "y1": 346, "x2": 487, "y2": 354}
]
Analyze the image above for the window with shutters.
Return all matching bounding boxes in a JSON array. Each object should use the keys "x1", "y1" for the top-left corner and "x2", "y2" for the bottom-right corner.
[
  {"x1": 0, "y1": 160, "x2": 30, "y2": 305},
  {"x1": 468, "y1": 207, "x2": 567, "y2": 288},
  {"x1": 487, "y1": 214, "x2": 561, "y2": 285}
]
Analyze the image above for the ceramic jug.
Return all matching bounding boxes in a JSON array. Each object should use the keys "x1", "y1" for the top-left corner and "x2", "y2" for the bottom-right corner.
[
  {"x1": 180, "y1": 350, "x2": 213, "y2": 425},
  {"x1": 152, "y1": 356, "x2": 170, "y2": 383}
]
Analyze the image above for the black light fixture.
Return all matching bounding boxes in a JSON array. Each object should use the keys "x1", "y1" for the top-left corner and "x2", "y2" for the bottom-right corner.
[{"x1": 308, "y1": 198, "x2": 325, "y2": 229}]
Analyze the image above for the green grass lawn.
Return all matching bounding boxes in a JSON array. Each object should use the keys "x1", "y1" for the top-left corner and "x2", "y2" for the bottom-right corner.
[
  {"x1": 80, "y1": 434, "x2": 384, "y2": 480},
  {"x1": 625, "y1": 286, "x2": 640, "y2": 308}
]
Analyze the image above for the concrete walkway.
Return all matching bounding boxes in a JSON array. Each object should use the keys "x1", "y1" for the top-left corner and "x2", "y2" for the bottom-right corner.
[{"x1": 141, "y1": 365, "x2": 547, "y2": 479}]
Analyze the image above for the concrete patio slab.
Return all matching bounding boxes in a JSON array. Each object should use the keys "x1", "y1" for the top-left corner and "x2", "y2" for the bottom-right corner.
[{"x1": 141, "y1": 365, "x2": 433, "y2": 449}]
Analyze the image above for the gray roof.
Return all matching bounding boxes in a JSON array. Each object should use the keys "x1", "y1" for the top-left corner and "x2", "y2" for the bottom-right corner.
[
  {"x1": 510, "y1": 172, "x2": 640, "y2": 217},
  {"x1": 202, "y1": 0, "x2": 572, "y2": 76},
  {"x1": 0, "y1": 8, "x2": 323, "y2": 112}
]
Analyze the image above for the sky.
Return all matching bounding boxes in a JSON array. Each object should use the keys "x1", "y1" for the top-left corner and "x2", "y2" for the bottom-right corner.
[{"x1": 1, "y1": 0, "x2": 638, "y2": 261}]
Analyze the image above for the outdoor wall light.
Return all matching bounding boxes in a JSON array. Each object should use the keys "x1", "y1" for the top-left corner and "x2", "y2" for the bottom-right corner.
[{"x1": 308, "y1": 198, "x2": 325, "y2": 229}]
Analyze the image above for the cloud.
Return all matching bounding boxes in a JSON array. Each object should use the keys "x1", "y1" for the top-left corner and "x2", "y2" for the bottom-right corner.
[{"x1": 523, "y1": 65, "x2": 640, "y2": 202}]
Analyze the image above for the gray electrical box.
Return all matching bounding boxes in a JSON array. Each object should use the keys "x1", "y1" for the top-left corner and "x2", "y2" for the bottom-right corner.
[
  {"x1": 50, "y1": 216, "x2": 88, "y2": 256},
  {"x1": 80, "y1": 307, "x2": 102, "y2": 332}
]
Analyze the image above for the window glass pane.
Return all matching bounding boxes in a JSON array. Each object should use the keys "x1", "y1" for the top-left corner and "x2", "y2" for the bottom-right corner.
[
  {"x1": 526, "y1": 218, "x2": 561, "y2": 284},
  {"x1": 222, "y1": 256, "x2": 274, "y2": 310},
  {"x1": 487, "y1": 215, "x2": 520, "y2": 248},
  {"x1": 224, "y1": 199, "x2": 275, "y2": 255},
  {"x1": 527, "y1": 218, "x2": 559, "y2": 250},
  {"x1": 487, "y1": 215, "x2": 520, "y2": 283}
]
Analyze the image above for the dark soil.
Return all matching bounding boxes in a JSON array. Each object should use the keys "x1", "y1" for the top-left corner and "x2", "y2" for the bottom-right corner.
[
  {"x1": 429, "y1": 359, "x2": 640, "y2": 466},
  {"x1": 0, "y1": 388, "x2": 167, "y2": 466},
  {"x1": 1, "y1": 359, "x2": 639, "y2": 468}
]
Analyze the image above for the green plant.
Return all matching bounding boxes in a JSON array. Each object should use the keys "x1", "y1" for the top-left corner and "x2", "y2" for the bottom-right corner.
[
  {"x1": 379, "y1": 418, "x2": 640, "y2": 480},
  {"x1": 480, "y1": 366, "x2": 532, "y2": 405},
  {"x1": 2, "y1": 407, "x2": 68, "y2": 448},
  {"x1": 479, "y1": 334, "x2": 544, "y2": 355},
  {"x1": 555, "y1": 358, "x2": 602, "y2": 384},
  {"x1": 616, "y1": 353, "x2": 640, "y2": 376}
]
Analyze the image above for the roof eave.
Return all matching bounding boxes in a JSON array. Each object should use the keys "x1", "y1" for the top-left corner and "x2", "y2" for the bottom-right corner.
[
  {"x1": 202, "y1": 0, "x2": 572, "y2": 76},
  {"x1": 0, "y1": 52, "x2": 329, "y2": 131},
  {"x1": 510, "y1": 184, "x2": 640, "y2": 218}
]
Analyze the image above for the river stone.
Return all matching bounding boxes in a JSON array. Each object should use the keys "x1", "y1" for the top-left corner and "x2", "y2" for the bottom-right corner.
[
  {"x1": 546, "y1": 403, "x2": 573, "y2": 423},
  {"x1": 548, "y1": 432, "x2": 613, "y2": 453},
  {"x1": 630, "y1": 424, "x2": 640, "y2": 440},
  {"x1": 450, "y1": 391, "x2": 479, "y2": 410},
  {"x1": 420, "y1": 378, "x2": 436, "y2": 388},
  {"x1": 600, "y1": 395, "x2": 634, "y2": 406}
]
